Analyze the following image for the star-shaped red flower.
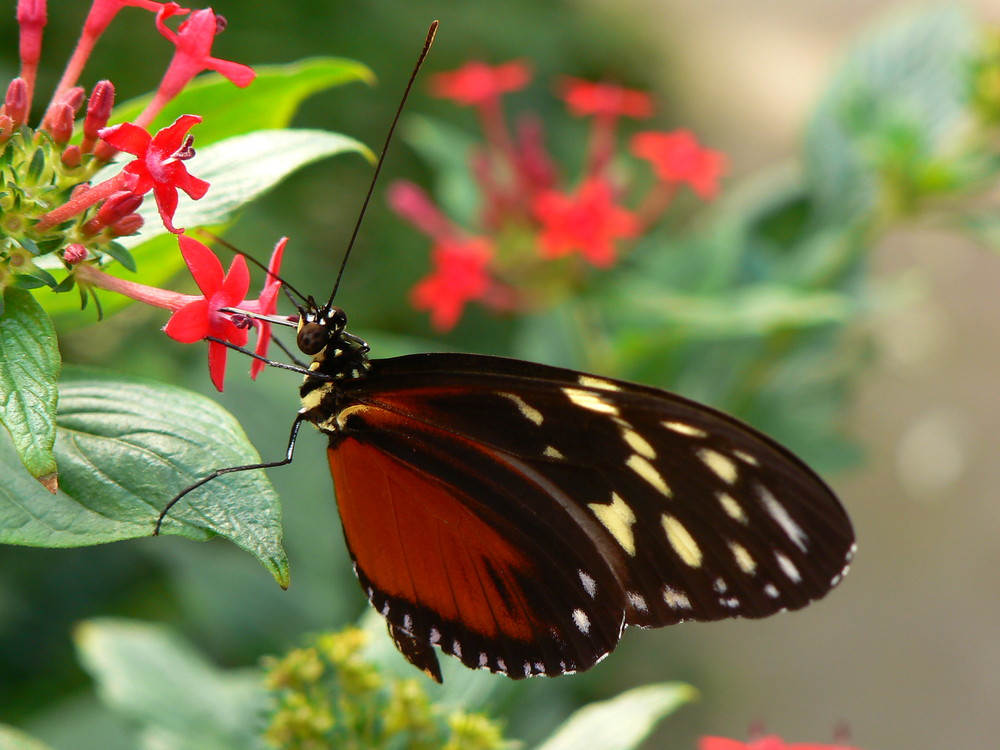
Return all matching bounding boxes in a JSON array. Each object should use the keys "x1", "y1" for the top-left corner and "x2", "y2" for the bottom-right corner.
[
  {"x1": 559, "y1": 77, "x2": 653, "y2": 119},
  {"x1": 631, "y1": 129, "x2": 727, "y2": 200},
  {"x1": 430, "y1": 60, "x2": 531, "y2": 107},
  {"x1": 164, "y1": 235, "x2": 283, "y2": 391},
  {"x1": 99, "y1": 114, "x2": 209, "y2": 233},
  {"x1": 534, "y1": 178, "x2": 638, "y2": 267},
  {"x1": 411, "y1": 237, "x2": 494, "y2": 332}
]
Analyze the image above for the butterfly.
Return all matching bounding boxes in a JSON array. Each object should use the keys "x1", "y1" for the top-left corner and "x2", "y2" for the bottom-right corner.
[{"x1": 156, "y1": 21, "x2": 854, "y2": 682}]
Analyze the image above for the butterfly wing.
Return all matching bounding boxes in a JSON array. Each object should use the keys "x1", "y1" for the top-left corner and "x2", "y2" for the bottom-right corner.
[{"x1": 327, "y1": 353, "x2": 854, "y2": 680}]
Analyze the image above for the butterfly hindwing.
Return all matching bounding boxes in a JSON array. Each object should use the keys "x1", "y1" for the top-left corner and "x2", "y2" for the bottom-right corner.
[{"x1": 327, "y1": 352, "x2": 855, "y2": 679}]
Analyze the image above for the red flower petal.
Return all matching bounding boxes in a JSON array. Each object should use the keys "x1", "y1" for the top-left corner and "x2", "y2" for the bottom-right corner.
[
  {"x1": 534, "y1": 179, "x2": 638, "y2": 267},
  {"x1": 98, "y1": 121, "x2": 151, "y2": 155},
  {"x1": 631, "y1": 130, "x2": 727, "y2": 200},
  {"x1": 207, "y1": 338, "x2": 228, "y2": 392},
  {"x1": 430, "y1": 60, "x2": 531, "y2": 107},
  {"x1": 178, "y1": 235, "x2": 224, "y2": 296},
  {"x1": 164, "y1": 298, "x2": 211, "y2": 343},
  {"x1": 410, "y1": 238, "x2": 494, "y2": 331},
  {"x1": 559, "y1": 77, "x2": 653, "y2": 119},
  {"x1": 220, "y1": 253, "x2": 250, "y2": 306}
]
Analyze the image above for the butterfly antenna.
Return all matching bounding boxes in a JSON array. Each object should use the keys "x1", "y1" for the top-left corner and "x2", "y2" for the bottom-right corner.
[
  {"x1": 194, "y1": 228, "x2": 310, "y2": 304},
  {"x1": 326, "y1": 20, "x2": 439, "y2": 308}
]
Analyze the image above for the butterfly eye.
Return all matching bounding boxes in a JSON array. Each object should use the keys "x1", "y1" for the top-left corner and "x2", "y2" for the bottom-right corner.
[
  {"x1": 328, "y1": 307, "x2": 348, "y2": 331},
  {"x1": 297, "y1": 321, "x2": 328, "y2": 355}
]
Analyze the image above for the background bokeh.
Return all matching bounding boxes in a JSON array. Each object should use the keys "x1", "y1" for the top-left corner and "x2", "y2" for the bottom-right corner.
[{"x1": 3, "y1": 2, "x2": 1000, "y2": 749}]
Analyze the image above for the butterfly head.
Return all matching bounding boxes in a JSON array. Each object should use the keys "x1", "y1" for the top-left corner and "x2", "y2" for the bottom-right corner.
[{"x1": 296, "y1": 301, "x2": 349, "y2": 356}]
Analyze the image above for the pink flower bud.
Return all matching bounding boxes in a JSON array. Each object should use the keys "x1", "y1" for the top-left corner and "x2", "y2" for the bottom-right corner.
[
  {"x1": 82, "y1": 80, "x2": 115, "y2": 152},
  {"x1": 61, "y1": 144, "x2": 82, "y2": 168},
  {"x1": 4, "y1": 78, "x2": 30, "y2": 127},
  {"x1": 83, "y1": 190, "x2": 144, "y2": 234},
  {"x1": 109, "y1": 213, "x2": 144, "y2": 237},
  {"x1": 17, "y1": 0, "x2": 47, "y2": 67},
  {"x1": 43, "y1": 102, "x2": 75, "y2": 144},
  {"x1": 63, "y1": 243, "x2": 89, "y2": 264}
]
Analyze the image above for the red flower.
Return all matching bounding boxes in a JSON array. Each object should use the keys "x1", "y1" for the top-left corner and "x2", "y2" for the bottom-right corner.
[
  {"x1": 411, "y1": 238, "x2": 494, "y2": 332},
  {"x1": 241, "y1": 237, "x2": 286, "y2": 379},
  {"x1": 700, "y1": 735, "x2": 862, "y2": 750},
  {"x1": 631, "y1": 129, "x2": 727, "y2": 200},
  {"x1": 430, "y1": 60, "x2": 531, "y2": 107},
  {"x1": 559, "y1": 77, "x2": 653, "y2": 119},
  {"x1": 153, "y1": 6, "x2": 255, "y2": 102},
  {"x1": 534, "y1": 178, "x2": 639, "y2": 267},
  {"x1": 99, "y1": 114, "x2": 210, "y2": 233},
  {"x1": 164, "y1": 235, "x2": 250, "y2": 390}
]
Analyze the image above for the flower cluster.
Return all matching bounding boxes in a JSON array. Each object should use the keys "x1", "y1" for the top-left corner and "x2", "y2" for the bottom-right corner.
[
  {"x1": 700, "y1": 731, "x2": 862, "y2": 750},
  {"x1": 1, "y1": 0, "x2": 253, "y2": 307},
  {"x1": 390, "y1": 60, "x2": 726, "y2": 331}
]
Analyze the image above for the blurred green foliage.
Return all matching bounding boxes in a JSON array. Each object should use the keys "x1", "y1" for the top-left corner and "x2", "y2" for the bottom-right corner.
[{"x1": 0, "y1": 2, "x2": 999, "y2": 749}]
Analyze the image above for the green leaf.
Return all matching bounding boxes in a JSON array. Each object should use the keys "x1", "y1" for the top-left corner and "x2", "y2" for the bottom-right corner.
[
  {"x1": 534, "y1": 682, "x2": 696, "y2": 750},
  {"x1": 804, "y1": 8, "x2": 975, "y2": 222},
  {"x1": 0, "y1": 287, "x2": 60, "y2": 482},
  {"x1": 42, "y1": 129, "x2": 368, "y2": 322},
  {"x1": 75, "y1": 618, "x2": 268, "y2": 750},
  {"x1": 0, "y1": 725, "x2": 57, "y2": 750},
  {"x1": 403, "y1": 114, "x2": 481, "y2": 226},
  {"x1": 0, "y1": 367, "x2": 287, "y2": 587},
  {"x1": 108, "y1": 58, "x2": 374, "y2": 148},
  {"x1": 624, "y1": 283, "x2": 853, "y2": 339},
  {"x1": 127, "y1": 129, "x2": 371, "y2": 237}
]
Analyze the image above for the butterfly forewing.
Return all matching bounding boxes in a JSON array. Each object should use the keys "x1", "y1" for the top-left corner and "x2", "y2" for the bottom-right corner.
[{"x1": 323, "y1": 352, "x2": 854, "y2": 679}]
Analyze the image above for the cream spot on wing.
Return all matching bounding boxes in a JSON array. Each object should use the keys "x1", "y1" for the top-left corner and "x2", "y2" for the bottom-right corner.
[
  {"x1": 729, "y1": 541, "x2": 757, "y2": 574},
  {"x1": 499, "y1": 392, "x2": 543, "y2": 425},
  {"x1": 717, "y1": 492, "x2": 748, "y2": 523},
  {"x1": 699, "y1": 448, "x2": 739, "y2": 484},
  {"x1": 588, "y1": 493, "x2": 637, "y2": 556},
  {"x1": 759, "y1": 485, "x2": 809, "y2": 551},
  {"x1": 578, "y1": 374, "x2": 622, "y2": 391},
  {"x1": 543, "y1": 445, "x2": 565, "y2": 459},
  {"x1": 579, "y1": 570, "x2": 598, "y2": 598},
  {"x1": 626, "y1": 454, "x2": 672, "y2": 497},
  {"x1": 663, "y1": 585, "x2": 692, "y2": 609},
  {"x1": 572, "y1": 608, "x2": 591, "y2": 634},
  {"x1": 662, "y1": 421, "x2": 708, "y2": 438},
  {"x1": 622, "y1": 427, "x2": 656, "y2": 459},
  {"x1": 661, "y1": 514, "x2": 703, "y2": 568},
  {"x1": 764, "y1": 583, "x2": 780, "y2": 599},
  {"x1": 734, "y1": 449, "x2": 759, "y2": 466},
  {"x1": 563, "y1": 387, "x2": 620, "y2": 416}
]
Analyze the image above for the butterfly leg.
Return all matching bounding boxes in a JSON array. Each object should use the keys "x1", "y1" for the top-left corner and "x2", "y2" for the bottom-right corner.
[
  {"x1": 153, "y1": 413, "x2": 307, "y2": 535},
  {"x1": 204, "y1": 336, "x2": 329, "y2": 379}
]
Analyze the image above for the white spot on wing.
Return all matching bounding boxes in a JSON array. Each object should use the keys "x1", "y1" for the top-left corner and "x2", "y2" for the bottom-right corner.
[
  {"x1": 759, "y1": 486, "x2": 809, "y2": 551},
  {"x1": 452, "y1": 639, "x2": 463, "y2": 658},
  {"x1": 579, "y1": 570, "x2": 598, "y2": 598},
  {"x1": 764, "y1": 583, "x2": 780, "y2": 599},
  {"x1": 775, "y1": 551, "x2": 802, "y2": 583},
  {"x1": 626, "y1": 454, "x2": 672, "y2": 497},
  {"x1": 499, "y1": 392, "x2": 543, "y2": 425},
  {"x1": 572, "y1": 608, "x2": 591, "y2": 634},
  {"x1": 479, "y1": 652, "x2": 488, "y2": 668},
  {"x1": 429, "y1": 628, "x2": 441, "y2": 645},
  {"x1": 663, "y1": 585, "x2": 692, "y2": 609},
  {"x1": 661, "y1": 514, "x2": 703, "y2": 567},
  {"x1": 627, "y1": 591, "x2": 648, "y2": 612},
  {"x1": 713, "y1": 577, "x2": 728, "y2": 593},
  {"x1": 402, "y1": 614, "x2": 412, "y2": 632},
  {"x1": 496, "y1": 657, "x2": 507, "y2": 673}
]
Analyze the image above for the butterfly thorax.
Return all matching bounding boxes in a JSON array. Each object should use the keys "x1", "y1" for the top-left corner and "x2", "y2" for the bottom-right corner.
[{"x1": 296, "y1": 303, "x2": 372, "y2": 436}]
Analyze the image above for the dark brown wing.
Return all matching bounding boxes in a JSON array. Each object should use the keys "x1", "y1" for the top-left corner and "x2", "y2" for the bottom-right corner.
[{"x1": 328, "y1": 353, "x2": 854, "y2": 679}]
